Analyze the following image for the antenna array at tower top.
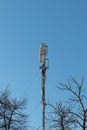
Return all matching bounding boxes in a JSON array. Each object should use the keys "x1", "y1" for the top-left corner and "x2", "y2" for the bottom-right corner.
[{"x1": 40, "y1": 43, "x2": 48, "y2": 64}]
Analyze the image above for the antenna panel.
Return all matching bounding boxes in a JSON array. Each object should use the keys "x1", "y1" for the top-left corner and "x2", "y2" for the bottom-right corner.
[{"x1": 40, "y1": 43, "x2": 48, "y2": 63}]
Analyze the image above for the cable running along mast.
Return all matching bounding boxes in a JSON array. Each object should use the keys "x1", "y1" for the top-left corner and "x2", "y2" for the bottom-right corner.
[{"x1": 40, "y1": 43, "x2": 49, "y2": 130}]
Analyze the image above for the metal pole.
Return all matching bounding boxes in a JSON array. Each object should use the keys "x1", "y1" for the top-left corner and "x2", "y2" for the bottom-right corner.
[
  {"x1": 41, "y1": 63, "x2": 46, "y2": 130},
  {"x1": 40, "y1": 43, "x2": 48, "y2": 130}
]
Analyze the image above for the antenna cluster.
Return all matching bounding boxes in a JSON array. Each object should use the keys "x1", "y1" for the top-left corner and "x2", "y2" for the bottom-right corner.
[{"x1": 40, "y1": 43, "x2": 49, "y2": 73}]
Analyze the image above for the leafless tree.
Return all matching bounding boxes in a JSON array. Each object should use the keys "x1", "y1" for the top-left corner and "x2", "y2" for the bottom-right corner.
[
  {"x1": 47, "y1": 102, "x2": 77, "y2": 130},
  {"x1": 0, "y1": 89, "x2": 29, "y2": 130},
  {"x1": 58, "y1": 76, "x2": 87, "y2": 130}
]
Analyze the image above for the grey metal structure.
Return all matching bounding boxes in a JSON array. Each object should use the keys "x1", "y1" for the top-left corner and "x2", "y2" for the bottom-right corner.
[{"x1": 40, "y1": 43, "x2": 49, "y2": 130}]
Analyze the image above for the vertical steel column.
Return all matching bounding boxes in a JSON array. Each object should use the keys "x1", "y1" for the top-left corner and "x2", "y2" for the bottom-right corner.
[
  {"x1": 41, "y1": 63, "x2": 46, "y2": 130},
  {"x1": 40, "y1": 43, "x2": 48, "y2": 130}
]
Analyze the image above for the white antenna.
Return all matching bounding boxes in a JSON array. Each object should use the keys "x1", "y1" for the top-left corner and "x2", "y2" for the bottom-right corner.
[
  {"x1": 40, "y1": 43, "x2": 48, "y2": 64},
  {"x1": 39, "y1": 43, "x2": 49, "y2": 130}
]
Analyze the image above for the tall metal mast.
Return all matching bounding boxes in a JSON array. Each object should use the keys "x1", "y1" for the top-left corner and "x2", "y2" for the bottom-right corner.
[{"x1": 40, "y1": 43, "x2": 49, "y2": 130}]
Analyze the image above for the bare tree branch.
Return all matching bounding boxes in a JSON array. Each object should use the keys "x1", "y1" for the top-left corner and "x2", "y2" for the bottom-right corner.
[
  {"x1": 0, "y1": 89, "x2": 29, "y2": 130},
  {"x1": 58, "y1": 77, "x2": 87, "y2": 130}
]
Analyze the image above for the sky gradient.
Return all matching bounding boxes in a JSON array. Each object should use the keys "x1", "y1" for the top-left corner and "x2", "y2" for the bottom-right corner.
[{"x1": 0, "y1": 0, "x2": 87, "y2": 129}]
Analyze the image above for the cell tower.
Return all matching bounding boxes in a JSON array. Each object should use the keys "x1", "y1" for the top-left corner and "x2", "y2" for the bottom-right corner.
[{"x1": 40, "y1": 43, "x2": 49, "y2": 130}]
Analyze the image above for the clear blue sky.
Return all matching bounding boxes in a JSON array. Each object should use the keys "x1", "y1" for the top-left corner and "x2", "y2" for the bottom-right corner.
[{"x1": 0, "y1": 0, "x2": 87, "y2": 129}]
